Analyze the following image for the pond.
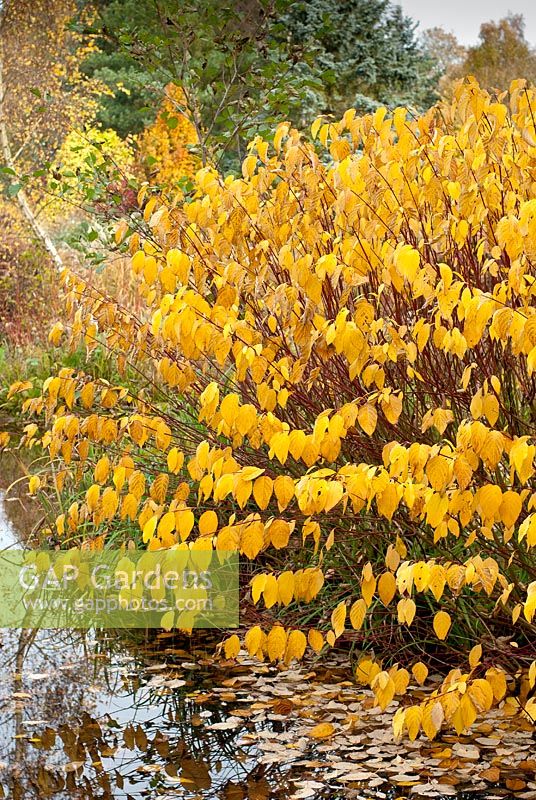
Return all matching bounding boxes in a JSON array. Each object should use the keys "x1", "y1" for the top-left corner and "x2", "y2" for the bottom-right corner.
[{"x1": 0, "y1": 455, "x2": 534, "y2": 800}]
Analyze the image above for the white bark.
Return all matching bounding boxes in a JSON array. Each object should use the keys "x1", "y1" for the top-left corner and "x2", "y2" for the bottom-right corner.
[{"x1": 0, "y1": 34, "x2": 63, "y2": 271}]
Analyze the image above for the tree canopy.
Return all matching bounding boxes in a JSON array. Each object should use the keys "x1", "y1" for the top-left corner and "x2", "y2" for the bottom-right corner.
[{"x1": 74, "y1": 0, "x2": 434, "y2": 171}]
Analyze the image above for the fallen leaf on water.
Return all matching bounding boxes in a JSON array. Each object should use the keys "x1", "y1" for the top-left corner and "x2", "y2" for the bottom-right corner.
[
  {"x1": 480, "y1": 766, "x2": 500, "y2": 782},
  {"x1": 273, "y1": 698, "x2": 294, "y2": 715},
  {"x1": 308, "y1": 722, "x2": 335, "y2": 739},
  {"x1": 506, "y1": 778, "x2": 527, "y2": 791},
  {"x1": 207, "y1": 716, "x2": 242, "y2": 730}
]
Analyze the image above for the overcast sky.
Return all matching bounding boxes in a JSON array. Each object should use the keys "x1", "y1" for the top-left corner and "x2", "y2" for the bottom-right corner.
[{"x1": 398, "y1": 0, "x2": 536, "y2": 45}]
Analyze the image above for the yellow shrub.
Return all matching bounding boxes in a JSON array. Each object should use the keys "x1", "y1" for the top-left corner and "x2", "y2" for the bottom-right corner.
[
  {"x1": 47, "y1": 126, "x2": 135, "y2": 217},
  {"x1": 18, "y1": 78, "x2": 536, "y2": 738}
]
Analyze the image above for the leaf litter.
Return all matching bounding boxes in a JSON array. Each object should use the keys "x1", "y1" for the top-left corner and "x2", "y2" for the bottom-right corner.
[{"x1": 2, "y1": 641, "x2": 534, "y2": 800}]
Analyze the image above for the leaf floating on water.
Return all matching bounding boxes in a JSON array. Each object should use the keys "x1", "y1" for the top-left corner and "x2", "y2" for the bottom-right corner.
[
  {"x1": 207, "y1": 716, "x2": 242, "y2": 730},
  {"x1": 480, "y1": 766, "x2": 501, "y2": 782},
  {"x1": 308, "y1": 722, "x2": 335, "y2": 739}
]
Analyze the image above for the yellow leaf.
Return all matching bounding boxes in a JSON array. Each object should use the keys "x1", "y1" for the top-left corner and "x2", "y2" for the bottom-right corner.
[
  {"x1": 378, "y1": 572, "x2": 396, "y2": 605},
  {"x1": 142, "y1": 515, "x2": 158, "y2": 544},
  {"x1": 422, "y1": 701, "x2": 444, "y2": 739},
  {"x1": 433, "y1": 610, "x2": 451, "y2": 641},
  {"x1": 357, "y1": 403, "x2": 377, "y2": 435},
  {"x1": 356, "y1": 658, "x2": 381, "y2": 685},
  {"x1": 253, "y1": 475, "x2": 273, "y2": 510},
  {"x1": 150, "y1": 473, "x2": 169, "y2": 503},
  {"x1": 311, "y1": 117, "x2": 323, "y2": 139},
  {"x1": 48, "y1": 322, "x2": 65, "y2": 345},
  {"x1": 143, "y1": 255, "x2": 158, "y2": 284},
  {"x1": 158, "y1": 511, "x2": 176, "y2": 543},
  {"x1": 426, "y1": 455, "x2": 450, "y2": 492},
  {"x1": 308, "y1": 722, "x2": 335, "y2": 740},
  {"x1": 468, "y1": 678, "x2": 494, "y2": 712},
  {"x1": 94, "y1": 456, "x2": 110, "y2": 484},
  {"x1": 273, "y1": 475, "x2": 295, "y2": 510},
  {"x1": 331, "y1": 601, "x2": 346, "y2": 638},
  {"x1": 383, "y1": 392, "x2": 403, "y2": 424},
  {"x1": 376, "y1": 484, "x2": 399, "y2": 520},
  {"x1": 245, "y1": 626, "x2": 264, "y2": 656},
  {"x1": 7, "y1": 380, "x2": 33, "y2": 400},
  {"x1": 349, "y1": 598, "x2": 367, "y2": 630},
  {"x1": 308, "y1": 629, "x2": 324, "y2": 653},
  {"x1": 268, "y1": 519, "x2": 292, "y2": 550},
  {"x1": 284, "y1": 629, "x2": 307, "y2": 664},
  {"x1": 266, "y1": 625, "x2": 287, "y2": 661},
  {"x1": 412, "y1": 662, "x2": 429, "y2": 686},
  {"x1": 224, "y1": 634, "x2": 240, "y2": 659},
  {"x1": 176, "y1": 508, "x2": 195, "y2": 541},
  {"x1": 405, "y1": 706, "x2": 423, "y2": 741},
  {"x1": 28, "y1": 475, "x2": 41, "y2": 495},
  {"x1": 372, "y1": 671, "x2": 396, "y2": 710},
  {"x1": 270, "y1": 432, "x2": 289, "y2": 465},
  {"x1": 251, "y1": 574, "x2": 267, "y2": 604},
  {"x1": 482, "y1": 393, "x2": 499, "y2": 426},
  {"x1": 277, "y1": 571, "x2": 295, "y2": 605},
  {"x1": 263, "y1": 574, "x2": 279, "y2": 608},
  {"x1": 86, "y1": 484, "x2": 100, "y2": 511},
  {"x1": 241, "y1": 520, "x2": 264, "y2": 559},
  {"x1": 499, "y1": 491, "x2": 522, "y2": 528},
  {"x1": 469, "y1": 644, "x2": 482, "y2": 669},
  {"x1": 167, "y1": 447, "x2": 184, "y2": 474},
  {"x1": 393, "y1": 708, "x2": 406, "y2": 739},
  {"x1": 395, "y1": 244, "x2": 420, "y2": 282},
  {"x1": 485, "y1": 667, "x2": 507, "y2": 700},
  {"x1": 242, "y1": 154, "x2": 257, "y2": 179},
  {"x1": 199, "y1": 510, "x2": 218, "y2": 536},
  {"x1": 392, "y1": 667, "x2": 410, "y2": 695}
]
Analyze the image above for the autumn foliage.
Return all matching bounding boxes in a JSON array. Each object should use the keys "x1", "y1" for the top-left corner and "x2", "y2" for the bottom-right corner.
[
  {"x1": 13, "y1": 78, "x2": 536, "y2": 738},
  {"x1": 138, "y1": 83, "x2": 199, "y2": 188}
]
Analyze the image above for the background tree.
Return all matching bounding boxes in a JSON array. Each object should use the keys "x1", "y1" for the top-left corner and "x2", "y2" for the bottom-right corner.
[
  {"x1": 75, "y1": 0, "x2": 318, "y2": 173},
  {"x1": 1, "y1": 0, "x2": 98, "y2": 173},
  {"x1": 459, "y1": 14, "x2": 536, "y2": 90},
  {"x1": 282, "y1": 0, "x2": 435, "y2": 116},
  {"x1": 138, "y1": 84, "x2": 199, "y2": 190},
  {"x1": 76, "y1": 0, "x2": 434, "y2": 173},
  {"x1": 420, "y1": 27, "x2": 466, "y2": 96},
  {"x1": 0, "y1": 0, "x2": 126, "y2": 341}
]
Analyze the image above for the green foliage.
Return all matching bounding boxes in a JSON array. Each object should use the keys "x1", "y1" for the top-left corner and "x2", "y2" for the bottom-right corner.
[
  {"x1": 75, "y1": 0, "x2": 320, "y2": 172},
  {"x1": 74, "y1": 0, "x2": 432, "y2": 173},
  {"x1": 78, "y1": 45, "x2": 159, "y2": 137},
  {"x1": 282, "y1": 0, "x2": 436, "y2": 114}
]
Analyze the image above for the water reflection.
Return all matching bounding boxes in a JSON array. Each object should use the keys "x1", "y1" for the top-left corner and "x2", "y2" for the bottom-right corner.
[{"x1": 0, "y1": 625, "x2": 289, "y2": 799}]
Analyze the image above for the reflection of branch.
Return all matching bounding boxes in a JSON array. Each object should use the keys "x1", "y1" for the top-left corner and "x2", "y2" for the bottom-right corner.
[
  {"x1": 0, "y1": 34, "x2": 63, "y2": 271},
  {"x1": 11, "y1": 628, "x2": 35, "y2": 800}
]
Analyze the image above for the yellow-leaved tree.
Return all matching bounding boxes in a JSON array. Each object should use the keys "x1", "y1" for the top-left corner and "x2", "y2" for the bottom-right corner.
[
  {"x1": 12, "y1": 77, "x2": 536, "y2": 739},
  {"x1": 138, "y1": 83, "x2": 199, "y2": 190}
]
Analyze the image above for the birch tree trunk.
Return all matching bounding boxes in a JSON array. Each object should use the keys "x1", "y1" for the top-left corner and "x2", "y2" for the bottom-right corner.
[{"x1": 0, "y1": 31, "x2": 63, "y2": 271}]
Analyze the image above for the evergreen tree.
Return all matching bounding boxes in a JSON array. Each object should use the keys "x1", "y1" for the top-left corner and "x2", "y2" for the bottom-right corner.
[{"x1": 282, "y1": 0, "x2": 435, "y2": 115}]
